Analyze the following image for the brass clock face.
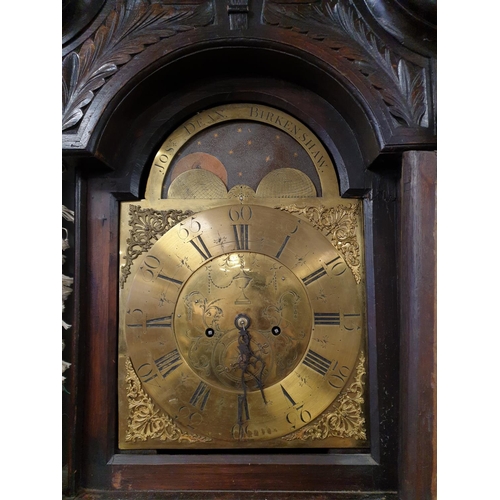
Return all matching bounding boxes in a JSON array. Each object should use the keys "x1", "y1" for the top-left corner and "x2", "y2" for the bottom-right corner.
[
  {"x1": 118, "y1": 103, "x2": 367, "y2": 449},
  {"x1": 124, "y1": 205, "x2": 362, "y2": 443}
]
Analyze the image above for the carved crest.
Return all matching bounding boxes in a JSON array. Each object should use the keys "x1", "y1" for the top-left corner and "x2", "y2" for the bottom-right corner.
[
  {"x1": 62, "y1": 0, "x2": 214, "y2": 131},
  {"x1": 263, "y1": 0, "x2": 428, "y2": 127}
]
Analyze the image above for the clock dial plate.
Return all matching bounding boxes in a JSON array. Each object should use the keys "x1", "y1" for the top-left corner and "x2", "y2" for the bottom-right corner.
[{"x1": 124, "y1": 205, "x2": 363, "y2": 444}]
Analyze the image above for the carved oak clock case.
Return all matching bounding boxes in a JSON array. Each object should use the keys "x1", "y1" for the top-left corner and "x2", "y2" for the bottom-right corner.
[{"x1": 62, "y1": 0, "x2": 436, "y2": 497}]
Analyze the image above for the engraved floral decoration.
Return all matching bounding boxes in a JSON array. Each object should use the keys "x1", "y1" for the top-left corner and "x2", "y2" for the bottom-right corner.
[
  {"x1": 125, "y1": 357, "x2": 211, "y2": 443},
  {"x1": 283, "y1": 351, "x2": 366, "y2": 441},
  {"x1": 280, "y1": 203, "x2": 362, "y2": 283},
  {"x1": 120, "y1": 205, "x2": 193, "y2": 287},
  {"x1": 263, "y1": 0, "x2": 428, "y2": 128},
  {"x1": 62, "y1": 0, "x2": 214, "y2": 131}
]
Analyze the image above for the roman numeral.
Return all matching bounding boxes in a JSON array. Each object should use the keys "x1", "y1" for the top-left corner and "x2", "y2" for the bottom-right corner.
[
  {"x1": 157, "y1": 273, "x2": 183, "y2": 286},
  {"x1": 302, "y1": 257, "x2": 342, "y2": 286},
  {"x1": 233, "y1": 224, "x2": 249, "y2": 250},
  {"x1": 237, "y1": 394, "x2": 250, "y2": 423},
  {"x1": 146, "y1": 315, "x2": 172, "y2": 328},
  {"x1": 302, "y1": 267, "x2": 327, "y2": 286},
  {"x1": 190, "y1": 236, "x2": 212, "y2": 260},
  {"x1": 303, "y1": 349, "x2": 332, "y2": 376},
  {"x1": 314, "y1": 312, "x2": 340, "y2": 326},
  {"x1": 275, "y1": 235, "x2": 291, "y2": 259},
  {"x1": 154, "y1": 349, "x2": 182, "y2": 378},
  {"x1": 189, "y1": 381, "x2": 211, "y2": 411},
  {"x1": 280, "y1": 384, "x2": 297, "y2": 406}
]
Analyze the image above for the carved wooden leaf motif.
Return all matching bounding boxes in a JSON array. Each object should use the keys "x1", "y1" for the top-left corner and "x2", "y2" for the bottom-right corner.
[
  {"x1": 62, "y1": 0, "x2": 214, "y2": 131},
  {"x1": 331, "y1": 0, "x2": 427, "y2": 127},
  {"x1": 263, "y1": 0, "x2": 428, "y2": 128}
]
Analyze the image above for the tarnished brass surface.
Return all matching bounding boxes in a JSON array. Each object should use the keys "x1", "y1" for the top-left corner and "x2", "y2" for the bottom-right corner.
[
  {"x1": 280, "y1": 204, "x2": 362, "y2": 284},
  {"x1": 168, "y1": 169, "x2": 228, "y2": 199},
  {"x1": 118, "y1": 103, "x2": 367, "y2": 449},
  {"x1": 256, "y1": 168, "x2": 317, "y2": 198},
  {"x1": 282, "y1": 351, "x2": 366, "y2": 442},
  {"x1": 174, "y1": 252, "x2": 313, "y2": 392},
  {"x1": 123, "y1": 205, "x2": 364, "y2": 444},
  {"x1": 124, "y1": 357, "x2": 212, "y2": 444},
  {"x1": 120, "y1": 205, "x2": 193, "y2": 288}
]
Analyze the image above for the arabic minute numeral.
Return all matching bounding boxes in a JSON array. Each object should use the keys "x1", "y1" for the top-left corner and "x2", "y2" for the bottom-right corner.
[
  {"x1": 286, "y1": 405, "x2": 312, "y2": 429},
  {"x1": 328, "y1": 363, "x2": 351, "y2": 389},
  {"x1": 228, "y1": 206, "x2": 253, "y2": 222}
]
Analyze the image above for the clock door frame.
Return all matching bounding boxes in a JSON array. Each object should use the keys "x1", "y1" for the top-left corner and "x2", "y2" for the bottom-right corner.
[{"x1": 62, "y1": 5, "x2": 436, "y2": 497}]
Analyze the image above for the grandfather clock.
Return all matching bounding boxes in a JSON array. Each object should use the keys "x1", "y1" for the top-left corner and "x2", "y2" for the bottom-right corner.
[{"x1": 62, "y1": 0, "x2": 436, "y2": 498}]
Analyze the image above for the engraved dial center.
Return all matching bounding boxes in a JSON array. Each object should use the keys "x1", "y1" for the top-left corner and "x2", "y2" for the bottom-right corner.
[
  {"x1": 235, "y1": 313, "x2": 250, "y2": 330},
  {"x1": 173, "y1": 252, "x2": 313, "y2": 393}
]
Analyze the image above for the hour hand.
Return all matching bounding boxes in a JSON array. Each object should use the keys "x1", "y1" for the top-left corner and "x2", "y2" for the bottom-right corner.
[{"x1": 235, "y1": 314, "x2": 267, "y2": 404}]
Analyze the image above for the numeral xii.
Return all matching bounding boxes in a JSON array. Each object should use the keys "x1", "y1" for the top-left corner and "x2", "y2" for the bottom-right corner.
[{"x1": 233, "y1": 224, "x2": 249, "y2": 250}]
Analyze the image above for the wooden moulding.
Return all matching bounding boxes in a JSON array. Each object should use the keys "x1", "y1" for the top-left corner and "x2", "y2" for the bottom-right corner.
[
  {"x1": 70, "y1": 162, "x2": 401, "y2": 496},
  {"x1": 399, "y1": 151, "x2": 437, "y2": 500}
]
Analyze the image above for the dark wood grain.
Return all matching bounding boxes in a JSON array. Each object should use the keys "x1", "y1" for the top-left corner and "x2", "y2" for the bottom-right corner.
[
  {"x1": 62, "y1": 1, "x2": 436, "y2": 154},
  {"x1": 72, "y1": 491, "x2": 398, "y2": 500},
  {"x1": 399, "y1": 151, "x2": 437, "y2": 500},
  {"x1": 62, "y1": 1, "x2": 437, "y2": 497},
  {"x1": 362, "y1": 167, "x2": 400, "y2": 490},
  {"x1": 64, "y1": 169, "x2": 87, "y2": 496},
  {"x1": 80, "y1": 178, "x2": 120, "y2": 489},
  {"x1": 94, "y1": 75, "x2": 372, "y2": 198}
]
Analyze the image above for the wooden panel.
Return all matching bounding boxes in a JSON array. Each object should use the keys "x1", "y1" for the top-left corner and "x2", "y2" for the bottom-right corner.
[
  {"x1": 399, "y1": 151, "x2": 437, "y2": 500},
  {"x1": 80, "y1": 178, "x2": 120, "y2": 489},
  {"x1": 72, "y1": 492, "x2": 397, "y2": 500},
  {"x1": 64, "y1": 170, "x2": 87, "y2": 495}
]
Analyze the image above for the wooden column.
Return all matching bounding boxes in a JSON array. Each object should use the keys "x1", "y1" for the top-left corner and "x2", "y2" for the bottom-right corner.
[{"x1": 399, "y1": 151, "x2": 437, "y2": 499}]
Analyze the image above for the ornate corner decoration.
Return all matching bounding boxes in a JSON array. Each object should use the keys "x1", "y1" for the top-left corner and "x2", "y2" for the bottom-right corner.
[
  {"x1": 120, "y1": 205, "x2": 193, "y2": 288},
  {"x1": 62, "y1": 0, "x2": 214, "y2": 131},
  {"x1": 280, "y1": 203, "x2": 362, "y2": 284},
  {"x1": 263, "y1": 0, "x2": 428, "y2": 128},
  {"x1": 283, "y1": 350, "x2": 366, "y2": 441},
  {"x1": 125, "y1": 358, "x2": 212, "y2": 443},
  {"x1": 228, "y1": 0, "x2": 250, "y2": 29}
]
